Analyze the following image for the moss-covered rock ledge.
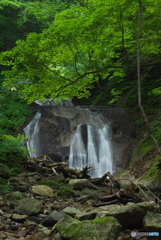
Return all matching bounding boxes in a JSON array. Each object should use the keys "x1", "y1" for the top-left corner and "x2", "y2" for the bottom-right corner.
[{"x1": 55, "y1": 216, "x2": 121, "y2": 240}]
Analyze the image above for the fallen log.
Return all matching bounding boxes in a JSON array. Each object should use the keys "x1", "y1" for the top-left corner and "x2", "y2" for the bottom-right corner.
[
  {"x1": 106, "y1": 172, "x2": 121, "y2": 192},
  {"x1": 89, "y1": 173, "x2": 110, "y2": 185},
  {"x1": 56, "y1": 165, "x2": 93, "y2": 179}
]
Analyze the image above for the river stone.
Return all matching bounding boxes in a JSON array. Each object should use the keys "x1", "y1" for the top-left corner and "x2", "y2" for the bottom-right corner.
[
  {"x1": 76, "y1": 207, "x2": 100, "y2": 220},
  {"x1": 55, "y1": 216, "x2": 121, "y2": 240},
  {"x1": 14, "y1": 198, "x2": 44, "y2": 215},
  {"x1": 95, "y1": 201, "x2": 158, "y2": 229},
  {"x1": 9, "y1": 177, "x2": 29, "y2": 191},
  {"x1": 68, "y1": 179, "x2": 99, "y2": 190},
  {"x1": 31, "y1": 185, "x2": 54, "y2": 197},
  {"x1": 0, "y1": 163, "x2": 11, "y2": 179},
  {"x1": 12, "y1": 213, "x2": 28, "y2": 222},
  {"x1": 34, "y1": 224, "x2": 52, "y2": 240},
  {"x1": 61, "y1": 207, "x2": 82, "y2": 217},
  {"x1": 143, "y1": 211, "x2": 161, "y2": 231},
  {"x1": 41, "y1": 210, "x2": 69, "y2": 227}
]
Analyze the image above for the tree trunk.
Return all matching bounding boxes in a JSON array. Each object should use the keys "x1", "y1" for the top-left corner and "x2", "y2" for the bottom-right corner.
[{"x1": 137, "y1": 0, "x2": 161, "y2": 155}]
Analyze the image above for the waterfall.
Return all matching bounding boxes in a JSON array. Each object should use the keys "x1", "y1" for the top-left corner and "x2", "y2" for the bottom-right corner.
[
  {"x1": 69, "y1": 114, "x2": 113, "y2": 178},
  {"x1": 24, "y1": 102, "x2": 113, "y2": 176},
  {"x1": 23, "y1": 112, "x2": 42, "y2": 158}
]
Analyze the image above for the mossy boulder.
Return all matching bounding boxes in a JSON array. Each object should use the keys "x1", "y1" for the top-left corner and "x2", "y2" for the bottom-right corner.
[
  {"x1": 55, "y1": 216, "x2": 121, "y2": 240},
  {"x1": 143, "y1": 211, "x2": 161, "y2": 231},
  {"x1": 0, "y1": 163, "x2": 11, "y2": 179},
  {"x1": 14, "y1": 198, "x2": 44, "y2": 215},
  {"x1": 57, "y1": 186, "x2": 75, "y2": 198}
]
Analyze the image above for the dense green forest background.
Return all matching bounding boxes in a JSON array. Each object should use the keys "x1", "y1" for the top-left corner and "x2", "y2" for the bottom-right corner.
[{"x1": 0, "y1": 0, "x2": 161, "y2": 175}]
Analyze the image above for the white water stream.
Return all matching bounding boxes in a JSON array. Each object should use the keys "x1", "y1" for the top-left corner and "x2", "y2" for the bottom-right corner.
[
  {"x1": 23, "y1": 112, "x2": 42, "y2": 158},
  {"x1": 69, "y1": 114, "x2": 113, "y2": 177}
]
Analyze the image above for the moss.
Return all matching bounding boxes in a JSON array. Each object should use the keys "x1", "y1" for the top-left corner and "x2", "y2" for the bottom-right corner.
[
  {"x1": 57, "y1": 186, "x2": 75, "y2": 198},
  {"x1": 141, "y1": 156, "x2": 161, "y2": 182},
  {"x1": 138, "y1": 136, "x2": 155, "y2": 157},
  {"x1": 37, "y1": 179, "x2": 61, "y2": 188}
]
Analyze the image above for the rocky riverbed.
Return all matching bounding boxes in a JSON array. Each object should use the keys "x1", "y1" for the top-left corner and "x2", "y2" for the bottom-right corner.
[{"x1": 0, "y1": 164, "x2": 161, "y2": 240}]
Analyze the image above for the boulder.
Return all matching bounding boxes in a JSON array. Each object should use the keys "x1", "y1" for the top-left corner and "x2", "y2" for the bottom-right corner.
[
  {"x1": 14, "y1": 198, "x2": 44, "y2": 215},
  {"x1": 95, "y1": 201, "x2": 158, "y2": 229},
  {"x1": 12, "y1": 213, "x2": 28, "y2": 222},
  {"x1": 143, "y1": 211, "x2": 161, "y2": 231},
  {"x1": 31, "y1": 185, "x2": 54, "y2": 197},
  {"x1": 75, "y1": 208, "x2": 100, "y2": 220},
  {"x1": 41, "y1": 211, "x2": 69, "y2": 227},
  {"x1": 0, "y1": 163, "x2": 11, "y2": 179},
  {"x1": 55, "y1": 216, "x2": 121, "y2": 240},
  {"x1": 34, "y1": 224, "x2": 52, "y2": 240},
  {"x1": 62, "y1": 207, "x2": 81, "y2": 217},
  {"x1": 68, "y1": 179, "x2": 99, "y2": 190}
]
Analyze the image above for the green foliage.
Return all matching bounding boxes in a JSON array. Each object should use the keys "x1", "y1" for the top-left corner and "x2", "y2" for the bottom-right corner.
[
  {"x1": 0, "y1": 86, "x2": 31, "y2": 135},
  {"x1": 0, "y1": 182, "x2": 14, "y2": 198},
  {"x1": 133, "y1": 119, "x2": 145, "y2": 126},
  {"x1": 0, "y1": 0, "x2": 68, "y2": 52},
  {"x1": 0, "y1": 134, "x2": 29, "y2": 172},
  {"x1": 12, "y1": 193, "x2": 23, "y2": 200},
  {"x1": 1, "y1": 0, "x2": 160, "y2": 106}
]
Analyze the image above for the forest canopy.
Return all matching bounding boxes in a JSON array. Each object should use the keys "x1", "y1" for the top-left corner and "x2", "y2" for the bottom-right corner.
[{"x1": 1, "y1": 0, "x2": 161, "y2": 103}]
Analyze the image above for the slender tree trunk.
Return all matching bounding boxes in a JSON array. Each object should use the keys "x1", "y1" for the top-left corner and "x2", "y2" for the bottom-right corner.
[{"x1": 137, "y1": 0, "x2": 161, "y2": 155}]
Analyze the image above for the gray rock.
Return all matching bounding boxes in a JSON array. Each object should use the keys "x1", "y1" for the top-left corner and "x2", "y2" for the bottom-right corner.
[
  {"x1": 23, "y1": 221, "x2": 37, "y2": 232},
  {"x1": 68, "y1": 179, "x2": 99, "y2": 190},
  {"x1": 0, "y1": 222, "x2": 5, "y2": 231},
  {"x1": 34, "y1": 224, "x2": 52, "y2": 240},
  {"x1": 143, "y1": 211, "x2": 161, "y2": 231},
  {"x1": 14, "y1": 197, "x2": 44, "y2": 215},
  {"x1": 41, "y1": 211, "x2": 69, "y2": 227},
  {"x1": 12, "y1": 213, "x2": 28, "y2": 222},
  {"x1": 31, "y1": 185, "x2": 54, "y2": 197},
  {"x1": 95, "y1": 201, "x2": 158, "y2": 228},
  {"x1": 55, "y1": 216, "x2": 121, "y2": 240},
  {"x1": 9, "y1": 177, "x2": 29, "y2": 191},
  {"x1": 76, "y1": 208, "x2": 100, "y2": 220},
  {"x1": 0, "y1": 210, "x2": 4, "y2": 216},
  {"x1": 0, "y1": 163, "x2": 11, "y2": 179},
  {"x1": 62, "y1": 207, "x2": 81, "y2": 217},
  {"x1": 32, "y1": 174, "x2": 41, "y2": 181}
]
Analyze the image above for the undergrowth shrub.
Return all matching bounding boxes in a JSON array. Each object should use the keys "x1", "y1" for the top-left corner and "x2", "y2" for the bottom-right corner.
[{"x1": 0, "y1": 134, "x2": 31, "y2": 174}]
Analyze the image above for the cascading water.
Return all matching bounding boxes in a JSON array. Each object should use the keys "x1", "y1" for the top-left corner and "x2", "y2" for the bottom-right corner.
[
  {"x1": 69, "y1": 114, "x2": 113, "y2": 178},
  {"x1": 24, "y1": 111, "x2": 42, "y2": 158}
]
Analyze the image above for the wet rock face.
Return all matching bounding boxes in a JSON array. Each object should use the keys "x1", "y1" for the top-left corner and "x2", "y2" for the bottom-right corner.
[{"x1": 26, "y1": 104, "x2": 135, "y2": 174}]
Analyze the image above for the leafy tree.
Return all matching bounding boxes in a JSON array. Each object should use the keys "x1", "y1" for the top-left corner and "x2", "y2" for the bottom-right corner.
[{"x1": 0, "y1": 0, "x2": 161, "y2": 106}]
